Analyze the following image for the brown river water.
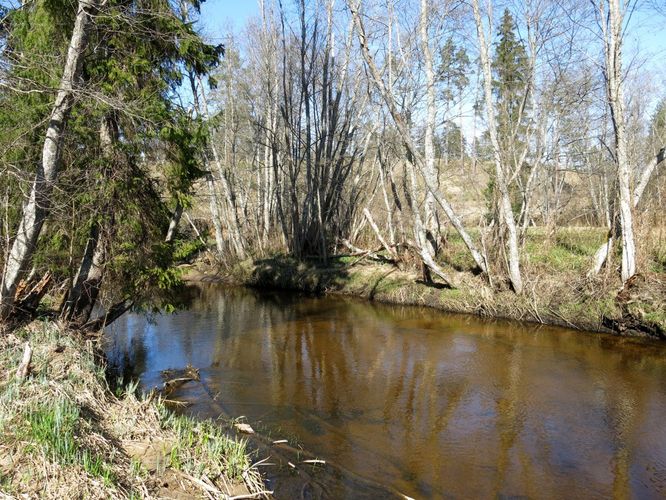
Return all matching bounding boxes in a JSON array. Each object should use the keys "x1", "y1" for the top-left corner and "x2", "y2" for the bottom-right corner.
[{"x1": 104, "y1": 284, "x2": 666, "y2": 499}]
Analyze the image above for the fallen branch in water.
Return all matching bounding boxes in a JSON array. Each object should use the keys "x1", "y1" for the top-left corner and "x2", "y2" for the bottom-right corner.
[{"x1": 234, "y1": 423, "x2": 255, "y2": 434}]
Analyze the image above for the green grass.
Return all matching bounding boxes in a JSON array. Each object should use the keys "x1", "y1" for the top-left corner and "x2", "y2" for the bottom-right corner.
[
  {"x1": 26, "y1": 399, "x2": 79, "y2": 464},
  {"x1": 23, "y1": 399, "x2": 116, "y2": 485},
  {"x1": 651, "y1": 246, "x2": 666, "y2": 273},
  {"x1": 521, "y1": 228, "x2": 605, "y2": 273},
  {"x1": 1, "y1": 322, "x2": 261, "y2": 497},
  {"x1": 81, "y1": 450, "x2": 116, "y2": 486},
  {"x1": 158, "y1": 408, "x2": 250, "y2": 480}
]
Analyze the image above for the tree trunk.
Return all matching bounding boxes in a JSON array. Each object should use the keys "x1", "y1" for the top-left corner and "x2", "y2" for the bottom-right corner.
[
  {"x1": 405, "y1": 159, "x2": 455, "y2": 286},
  {"x1": 589, "y1": 147, "x2": 664, "y2": 275},
  {"x1": 61, "y1": 115, "x2": 115, "y2": 325},
  {"x1": 589, "y1": 2, "x2": 664, "y2": 279},
  {"x1": 205, "y1": 172, "x2": 225, "y2": 254},
  {"x1": 604, "y1": 0, "x2": 635, "y2": 283},
  {"x1": 347, "y1": 1, "x2": 487, "y2": 275},
  {"x1": 197, "y1": 75, "x2": 246, "y2": 258},
  {"x1": 0, "y1": 0, "x2": 100, "y2": 319},
  {"x1": 471, "y1": 0, "x2": 523, "y2": 293},
  {"x1": 165, "y1": 200, "x2": 183, "y2": 243},
  {"x1": 420, "y1": 0, "x2": 439, "y2": 254},
  {"x1": 60, "y1": 222, "x2": 104, "y2": 324}
]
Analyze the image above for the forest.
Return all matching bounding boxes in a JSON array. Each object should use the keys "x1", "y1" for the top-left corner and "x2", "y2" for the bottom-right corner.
[
  {"x1": 0, "y1": 0, "x2": 664, "y2": 327},
  {"x1": 1, "y1": 0, "x2": 666, "y2": 497}
]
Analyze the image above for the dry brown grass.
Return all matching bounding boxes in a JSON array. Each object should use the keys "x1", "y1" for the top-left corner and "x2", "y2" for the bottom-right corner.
[{"x1": 0, "y1": 322, "x2": 267, "y2": 499}]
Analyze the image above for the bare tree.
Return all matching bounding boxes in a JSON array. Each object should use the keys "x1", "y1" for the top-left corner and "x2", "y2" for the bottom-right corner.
[{"x1": 347, "y1": 0, "x2": 488, "y2": 279}]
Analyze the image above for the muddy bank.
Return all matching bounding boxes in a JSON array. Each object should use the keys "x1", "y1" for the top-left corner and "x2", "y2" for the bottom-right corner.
[{"x1": 207, "y1": 256, "x2": 665, "y2": 340}]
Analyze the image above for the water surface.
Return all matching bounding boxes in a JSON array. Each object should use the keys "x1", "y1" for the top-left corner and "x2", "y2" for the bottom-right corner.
[{"x1": 105, "y1": 285, "x2": 666, "y2": 498}]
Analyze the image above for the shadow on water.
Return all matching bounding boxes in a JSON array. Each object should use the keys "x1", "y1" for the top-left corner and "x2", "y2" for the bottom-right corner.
[{"x1": 104, "y1": 284, "x2": 666, "y2": 499}]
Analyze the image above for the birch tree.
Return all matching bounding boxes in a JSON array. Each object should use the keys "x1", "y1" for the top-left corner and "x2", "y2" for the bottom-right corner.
[
  {"x1": 347, "y1": 0, "x2": 488, "y2": 278},
  {"x1": 602, "y1": 0, "x2": 635, "y2": 283},
  {"x1": 0, "y1": 0, "x2": 100, "y2": 319},
  {"x1": 589, "y1": 0, "x2": 644, "y2": 282}
]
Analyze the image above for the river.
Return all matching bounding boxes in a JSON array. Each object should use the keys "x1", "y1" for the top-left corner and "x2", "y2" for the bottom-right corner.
[{"x1": 104, "y1": 284, "x2": 666, "y2": 499}]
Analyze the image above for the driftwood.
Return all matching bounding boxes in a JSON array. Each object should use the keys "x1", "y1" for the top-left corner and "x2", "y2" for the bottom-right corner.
[
  {"x1": 161, "y1": 365, "x2": 200, "y2": 396},
  {"x1": 234, "y1": 422, "x2": 255, "y2": 434},
  {"x1": 15, "y1": 342, "x2": 32, "y2": 380}
]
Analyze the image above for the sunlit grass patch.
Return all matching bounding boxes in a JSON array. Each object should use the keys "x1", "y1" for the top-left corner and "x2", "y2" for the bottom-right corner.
[
  {"x1": 25, "y1": 399, "x2": 80, "y2": 465},
  {"x1": 158, "y1": 409, "x2": 251, "y2": 480}
]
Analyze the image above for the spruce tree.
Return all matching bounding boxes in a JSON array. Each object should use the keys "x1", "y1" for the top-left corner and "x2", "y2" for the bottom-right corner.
[{"x1": 492, "y1": 8, "x2": 529, "y2": 152}]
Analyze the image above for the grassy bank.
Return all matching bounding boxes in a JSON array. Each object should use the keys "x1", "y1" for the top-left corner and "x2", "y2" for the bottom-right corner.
[
  {"x1": 223, "y1": 228, "x2": 665, "y2": 339},
  {"x1": 0, "y1": 321, "x2": 265, "y2": 498}
]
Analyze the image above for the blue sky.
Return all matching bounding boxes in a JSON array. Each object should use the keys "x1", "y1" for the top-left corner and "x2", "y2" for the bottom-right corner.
[
  {"x1": 194, "y1": 0, "x2": 666, "y2": 117},
  {"x1": 197, "y1": 0, "x2": 260, "y2": 41},
  {"x1": 195, "y1": 0, "x2": 664, "y2": 60}
]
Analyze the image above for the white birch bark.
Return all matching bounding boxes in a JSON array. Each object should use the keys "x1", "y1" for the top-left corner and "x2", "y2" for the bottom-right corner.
[
  {"x1": 0, "y1": 0, "x2": 100, "y2": 319},
  {"x1": 590, "y1": 147, "x2": 664, "y2": 275},
  {"x1": 634, "y1": 147, "x2": 665, "y2": 208},
  {"x1": 420, "y1": 0, "x2": 438, "y2": 251},
  {"x1": 604, "y1": 0, "x2": 636, "y2": 283},
  {"x1": 405, "y1": 159, "x2": 455, "y2": 286},
  {"x1": 165, "y1": 201, "x2": 183, "y2": 243},
  {"x1": 205, "y1": 172, "x2": 225, "y2": 254},
  {"x1": 471, "y1": 0, "x2": 523, "y2": 293},
  {"x1": 589, "y1": 0, "x2": 658, "y2": 279}
]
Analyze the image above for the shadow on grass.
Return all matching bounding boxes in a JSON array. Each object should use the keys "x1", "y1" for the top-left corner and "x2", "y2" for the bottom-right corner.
[
  {"x1": 368, "y1": 268, "x2": 400, "y2": 299},
  {"x1": 249, "y1": 255, "x2": 352, "y2": 294},
  {"x1": 415, "y1": 279, "x2": 451, "y2": 290}
]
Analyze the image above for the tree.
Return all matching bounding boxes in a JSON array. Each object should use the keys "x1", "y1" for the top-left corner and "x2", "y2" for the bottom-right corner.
[
  {"x1": 471, "y1": 0, "x2": 523, "y2": 293},
  {"x1": 438, "y1": 37, "x2": 470, "y2": 166},
  {"x1": 589, "y1": 0, "x2": 647, "y2": 283},
  {"x1": 0, "y1": 0, "x2": 101, "y2": 319},
  {"x1": 347, "y1": 0, "x2": 488, "y2": 281},
  {"x1": 0, "y1": 0, "x2": 223, "y2": 324},
  {"x1": 492, "y1": 8, "x2": 530, "y2": 154}
]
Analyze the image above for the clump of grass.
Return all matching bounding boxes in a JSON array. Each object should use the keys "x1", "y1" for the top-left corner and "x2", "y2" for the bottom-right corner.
[
  {"x1": 23, "y1": 398, "x2": 117, "y2": 486},
  {"x1": 25, "y1": 399, "x2": 79, "y2": 464},
  {"x1": 554, "y1": 227, "x2": 606, "y2": 256},
  {"x1": 158, "y1": 410, "x2": 250, "y2": 480},
  {"x1": 650, "y1": 246, "x2": 666, "y2": 273}
]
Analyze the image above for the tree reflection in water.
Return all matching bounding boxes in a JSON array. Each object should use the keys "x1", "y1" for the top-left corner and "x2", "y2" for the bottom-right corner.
[{"x1": 105, "y1": 285, "x2": 666, "y2": 499}]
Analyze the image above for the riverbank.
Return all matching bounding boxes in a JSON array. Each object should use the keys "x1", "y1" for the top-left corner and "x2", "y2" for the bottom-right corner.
[
  {"x1": 0, "y1": 321, "x2": 265, "y2": 498},
  {"x1": 206, "y1": 254, "x2": 665, "y2": 340}
]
